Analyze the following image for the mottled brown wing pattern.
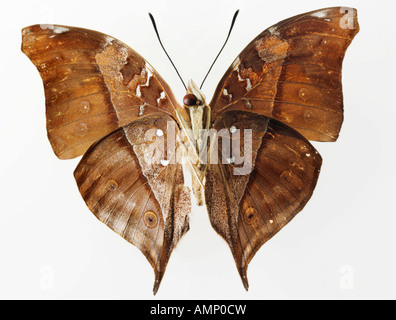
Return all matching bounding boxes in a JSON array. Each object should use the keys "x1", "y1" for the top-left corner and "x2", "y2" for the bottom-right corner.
[
  {"x1": 205, "y1": 112, "x2": 322, "y2": 289},
  {"x1": 21, "y1": 7, "x2": 358, "y2": 293},
  {"x1": 22, "y1": 24, "x2": 186, "y2": 159},
  {"x1": 74, "y1": 115, "x2": 190, "y2": 294},
  {"x1": 210, "y1": 7, "x2": 359, "y2": 142}
]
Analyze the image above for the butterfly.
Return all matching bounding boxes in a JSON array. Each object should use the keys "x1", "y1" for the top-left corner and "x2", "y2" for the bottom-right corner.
[{"x1": 21, "y1": 7, "x2": 359, "y2": 294}]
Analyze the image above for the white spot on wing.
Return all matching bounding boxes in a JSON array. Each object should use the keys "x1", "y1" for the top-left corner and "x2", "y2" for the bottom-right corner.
[
  {"x1": 246, "y1": 78, "x2": 252, "y2": 91},
  {"x1": 243, "y1": 98, "x2": 252, "y2": 110},
  {"x1": 231, "y1": 57, "x2": 240, "y2": 69},
  {"x1": 138, "y1": 104, "x2": 145, "y2": 116},
  {"x1": 237, "y1": 66, "x2": 244, "y2": 82},
  {"x1": 120, "y1": 46, "x2": 129, "y2": 60},
  {"x1": 236, "y1": 66, "x2": 252, "y2": 91},
  {"x1": 53, "y1": 26, "x2": 69, "y2": 34},
  {"x1": 157, "y1": 91, "x2": 166, "y2": 104},
  {"x1": 40, "y1": 24, "x2": 54, "y2": 30},
  {"x1": 311, "y1": 9, "x2": 330, "y2": 18},
  {"x1": 223, "y1": 88, "x2": 233, "y2": 101},
  {"x1": 40, "y1": 24, "x2": 69, "y2": 34},
  {"x1": 133, "y1": 64, "x2": 153, "y2": 99},
  {"x1": 144, "y1": 62, "x2": 153, "y2": 87},
  {"x1": 105, "y1": 35, "x2": 115, "y2": 46},
  {"x1": 136, "y1": 85, "x2": 141, "y2": 97},
  {"x1": 160, "y1": 159, "x2": 170, "y2": 166},
  {"x1": 268, "y1": 26, "x2": 279, "y2": 36}
]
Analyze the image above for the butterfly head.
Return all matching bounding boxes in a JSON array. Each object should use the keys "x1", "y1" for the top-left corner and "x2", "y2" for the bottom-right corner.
[{"x1": 183, "y1": 79, "x2": 206, "y2": 107}]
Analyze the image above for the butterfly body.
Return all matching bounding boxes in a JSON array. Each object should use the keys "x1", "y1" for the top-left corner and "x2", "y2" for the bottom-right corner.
[{"x1": 22, "y1": 7, "x2": 359, "y2": 294}]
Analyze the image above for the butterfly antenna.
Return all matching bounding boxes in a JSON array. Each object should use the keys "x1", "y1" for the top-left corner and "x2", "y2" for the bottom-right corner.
[
  {"x1": 148, "y1": 13, "x2": 187, "y2": 91},
  {"x1": 199, "y1": 10, "x2": 240, "y2": 89}
]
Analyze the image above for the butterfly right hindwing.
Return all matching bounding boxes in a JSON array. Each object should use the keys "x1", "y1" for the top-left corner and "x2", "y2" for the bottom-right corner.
[{"x1": 205, "y1": 111, "x2": 322, "y2": 289}]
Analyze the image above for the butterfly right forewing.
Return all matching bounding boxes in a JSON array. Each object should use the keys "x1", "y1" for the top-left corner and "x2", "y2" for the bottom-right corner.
[{"x1": 210, "y1": 7, "x2": 359, "y2": 142}]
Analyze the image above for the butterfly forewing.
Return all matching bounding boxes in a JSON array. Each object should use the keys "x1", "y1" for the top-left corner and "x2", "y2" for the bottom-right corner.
[
  {"x1": 22, "y1": 24, "x2": 186, "y2": 159},
  {"x1": 210, "y1": 7, "x2": 359, "y2": 142}
]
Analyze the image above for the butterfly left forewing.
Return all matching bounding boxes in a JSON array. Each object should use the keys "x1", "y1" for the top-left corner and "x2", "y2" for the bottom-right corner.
[
  {"x1": 205, "y1": 112, "x2": 321, "y2": 289},
  {"x1": 22, "y1": 24, "x2": 186, "y2": 159},
  {"x1": 74, "y1": 115, "x2": 190, "y2": 294}
]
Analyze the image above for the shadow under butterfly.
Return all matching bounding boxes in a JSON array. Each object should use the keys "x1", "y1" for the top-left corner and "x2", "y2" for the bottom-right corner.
[{"x1": 21, "y1": 7, "x2": 359, "y2": 294}]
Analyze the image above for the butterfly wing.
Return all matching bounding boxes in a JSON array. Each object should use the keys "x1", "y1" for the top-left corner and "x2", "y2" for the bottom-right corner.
[
  {"x1": 205, "y1": 7, "x2": 358, "y2": 289},
  {"x1": 210, "y1": 7, "x2": 359, "y2": 142},
  {"x1": 74, "y1": 114, "x2": 190, "y2": 294},
  {"x1": 205, "y1": 112, "x2": 321, "y2": 289},
  {"x1": 22, "y1": 24, "x2": 186, "y2": 159},
  {"x1": 23, "y1": 25, "x2": 191, "y2": 293}
]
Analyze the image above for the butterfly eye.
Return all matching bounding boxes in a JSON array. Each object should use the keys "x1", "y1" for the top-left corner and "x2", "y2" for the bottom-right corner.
[
  {"x1": 183, "y1": 94, "x2": 198, "y2": 106},
  {"x1": 144, "y1": 211, "x2": 158, "y2": 228}
]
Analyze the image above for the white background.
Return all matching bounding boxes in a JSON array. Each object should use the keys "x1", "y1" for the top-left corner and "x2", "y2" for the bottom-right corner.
[{"x1": 0, "y1": 0, "x2": 395, "y2": 299}]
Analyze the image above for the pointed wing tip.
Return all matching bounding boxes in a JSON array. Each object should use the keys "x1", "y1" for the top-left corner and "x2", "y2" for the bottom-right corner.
[
  {"x1": 241, "y1": 274, "x2": 249, "y2": 291},
  {"x1": 238, "y1": 266, "x2": 249, "y2": 291},
  {"x1": 153, "y1": 279, "x2": 163, "y2": 296},
  {"x1": 241, "y1": 271, "x2": 249, "y2": 291},
  {"x1": 153, "y1": 282, "x2": 160, "y2": 295},
  {"x1": 153, "y1": 269, "x2": 165, "y2": 295}
]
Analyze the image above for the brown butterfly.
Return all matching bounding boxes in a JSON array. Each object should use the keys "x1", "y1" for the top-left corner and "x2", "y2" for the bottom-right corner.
[{"x1": 21, "y1": 7, "x2": 359, "y2": 294}]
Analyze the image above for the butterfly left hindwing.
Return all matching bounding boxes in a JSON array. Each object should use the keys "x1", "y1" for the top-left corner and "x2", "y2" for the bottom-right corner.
[{"x1": 74, "y1": 114, "x2": 190, "y2": 294}]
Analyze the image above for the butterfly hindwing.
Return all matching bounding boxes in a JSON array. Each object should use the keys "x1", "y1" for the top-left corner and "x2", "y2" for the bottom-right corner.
[
  {"x1": 74, "y1": 115, "x2": 190, "y2": 294},
  {"x1": 210, "y1": 7, "x2": 359, "y2": 142},
  {"x1": 205, "y1": 112, "x2": 322, "y2": 289}
]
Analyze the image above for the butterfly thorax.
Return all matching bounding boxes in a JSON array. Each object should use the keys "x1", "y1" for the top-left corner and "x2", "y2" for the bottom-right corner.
[{"x1": 178, "y1": 80, "x2": 211, "y2": 205}]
